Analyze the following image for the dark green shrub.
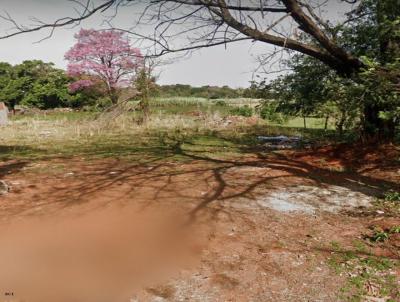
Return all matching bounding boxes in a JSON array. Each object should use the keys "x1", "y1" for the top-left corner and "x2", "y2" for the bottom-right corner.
[
  {"x1": 214, "y1": 100, "x2": 227, "y2": 106},
  {"x1": 230, "y1": 105, "x2": 253, "y2": 117},
  {"x1": 259, "y1": 102, "x2": 288, "y2": 124},
  {"x1": 96, "y1": 97, "x2": 113, "y2": 109}
]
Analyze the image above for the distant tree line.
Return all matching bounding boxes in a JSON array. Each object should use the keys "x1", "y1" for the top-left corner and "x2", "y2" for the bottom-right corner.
[
  {"x1": 155, "y1": 84, "x2": 251, "y2": 99},
  {"x1": 0, "y1": 60, "x2": 251, "y2": 111}
]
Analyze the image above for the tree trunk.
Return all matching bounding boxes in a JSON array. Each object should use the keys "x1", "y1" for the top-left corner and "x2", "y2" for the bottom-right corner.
[
  {"x1": 361, "y1": 102, "x2": 397, "y2": 141},
  {"x1": 138, "y1": 98, "x2": 149, "y2": 124},
  {"x1": 9, "y1": 100, "x2": 16, "y2": 115},
  {"x1": 110, "y1": 93, "x2": 118, "y2": 104},
  {"x1": 362, "y1": 103, "x2": 381, "y2": 140},
  {"x1": 336, "y1": 119, "x2": 344, "y2": 137},
  {"x1": 108, "y1": 86, "x2": 119, "y2": 104},
  {"x1": 359, "y1": 0, "x2": 400, "y2": 141},
  {"x1": 324, "y1": 115, "x2": 329, "y2": 130},
  {"x1": 377, "y1": 0, "x2": 400, "y2": 64},
  {"x1": 303, "y1": 116, "x2": 307, "y2": 129}
]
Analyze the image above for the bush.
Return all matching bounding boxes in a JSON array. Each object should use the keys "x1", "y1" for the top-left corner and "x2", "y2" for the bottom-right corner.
[
  {"x1": 80, "y1": 96, "x2": 113, "y2": 111},
  {"x1": 214, "y1": 100, "x2": 227, "y2": 106},
  {"x1": 230, "y1": 105, "x2": 253, "y2": 117},
  {"x1": 97, "y1": 97, "x2": 114, "y2": 109},
  {"x1": 259, "y1": 102, "x2": 288, "y2": 124},
  {"x1": 384, "y1": 191, "x2": 400, "y2": 202}
]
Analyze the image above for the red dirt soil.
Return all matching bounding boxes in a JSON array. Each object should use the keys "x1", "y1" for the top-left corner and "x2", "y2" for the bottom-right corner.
[{"x1": 0, "y1": 145, "x2": 398, "y2": 301}]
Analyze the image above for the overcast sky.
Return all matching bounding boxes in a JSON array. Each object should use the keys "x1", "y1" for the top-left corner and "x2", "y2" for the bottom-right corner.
[{"x1": 0, "y1": 0, "x2": 349, "y2": 88}]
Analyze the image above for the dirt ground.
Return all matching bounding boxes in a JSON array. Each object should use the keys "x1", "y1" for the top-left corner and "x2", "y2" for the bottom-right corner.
[{"x1": 0, "y1": 144, "x2": 399, "y2": 302}]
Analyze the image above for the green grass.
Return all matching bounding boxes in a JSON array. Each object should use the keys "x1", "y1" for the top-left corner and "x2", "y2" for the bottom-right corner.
[
  {"x1": 4, "y1": 111, "x2": 328, "y2": 164},
  {"x1": 150, "y1": 98, "x2": 230, "y2": 115},
  {"x1": 152, "y1": 97, "x2": 259, "y2": 106},
  {"x1": 150, "y1": 97, "x2": 260, "y2": 116},
  {"x1": 13, "y1": 98, "x2": 334, "y2": 130},
  {"x1": 150, "y1": 99, "x2": 332, "y2": 131},
  {"x1": 1, "y1": 97, "x2": 359, "y2": 163},
  {"x1": 0, "y1": 113, "x2": 255, "y2": 163},
  {"x1": 384, "y1": 191, "x2": 400, "y2": 202},
  {"x1": 271, "y1": 116, "x2": 334, "y2": 130},
  {"x1": 0, "y1": 115, "x2": 342, "y2": 163},
  {"x1": 10, "y1": 111, "x2": 96, "y2": 122},
  {"x1": 328, "y1": 241, "x2": 399, "y2": 302}
]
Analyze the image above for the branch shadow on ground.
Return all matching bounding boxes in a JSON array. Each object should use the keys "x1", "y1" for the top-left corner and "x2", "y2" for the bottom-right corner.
[
  {"x1": 0, "y1": 130, "x2": 398, "y2": 223},
  {"x1": 0, "y1": 146, "x2": 40, "y2": 177}
]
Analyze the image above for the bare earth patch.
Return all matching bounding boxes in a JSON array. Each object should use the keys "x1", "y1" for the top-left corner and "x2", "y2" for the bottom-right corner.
[
  {"x1": 258, "y1": 185, "x2": 374, "y2": 214},
  {"x1": 0, "y1": 145, "x2": 398, "y2": 301}
]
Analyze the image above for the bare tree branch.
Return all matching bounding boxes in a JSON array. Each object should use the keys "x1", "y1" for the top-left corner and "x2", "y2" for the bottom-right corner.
[
  {"x1": 0, "y1": 0, "x2": 114, "y2": 39},
  {"x1": 0, "y1": 0, "x2": 366, "y2": 75},
  {"x1": 146, "y1": 0, "x2": 288, "y2": 12}
]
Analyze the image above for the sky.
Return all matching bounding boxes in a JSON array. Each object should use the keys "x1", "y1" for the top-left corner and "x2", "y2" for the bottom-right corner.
[{"x1": 0, "y1": 0, "x2": 349, "y2": 88}]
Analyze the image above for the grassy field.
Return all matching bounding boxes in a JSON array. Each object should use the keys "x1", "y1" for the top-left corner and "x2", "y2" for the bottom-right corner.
[
  {"x1": 151, "y1": 97, "x2": 333, "y2": 128},
  {"x1": 149, "y1": 97, "x2": 260, "y2": 115},
  {"x1": 1, "y1": 113, "x2": 254, "y2": 161},
  {"x1": 0, "y1": 97, "x2": 343, "y2": 163},
  {"x1": 278, "y1": 117, "x2": 333, "y2": 129}
]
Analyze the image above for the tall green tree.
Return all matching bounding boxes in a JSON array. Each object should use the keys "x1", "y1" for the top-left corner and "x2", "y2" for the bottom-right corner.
[
  {"x1": 258, "y1": 0, "x2": 399, "y2": 139},
  {"x1": 347, "y1": 0, "x2": 400, "y2": 139},
  {"x1": 0, "y1": 60, "x2": 88, "y2": 110}
]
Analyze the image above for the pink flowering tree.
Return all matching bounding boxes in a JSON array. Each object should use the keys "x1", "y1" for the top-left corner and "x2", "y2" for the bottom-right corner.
[{"x1": 65, "y1": 29, "x2": 143, "y2": 104}]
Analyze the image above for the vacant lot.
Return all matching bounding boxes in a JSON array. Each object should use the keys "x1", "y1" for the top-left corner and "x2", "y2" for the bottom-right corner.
[{"x1": 0, "y1": 109, "x2": 399, "y2": 302}]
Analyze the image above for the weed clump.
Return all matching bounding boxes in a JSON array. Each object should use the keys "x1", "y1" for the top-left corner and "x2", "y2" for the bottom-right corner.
[
  {"x1": 328, "y1": 241, "x2": 399, "y2": 301},
  {"x1": 230, "y1": 105, "x2": 253, "y2": 117},
  {"x1": 384, "y1": 191, "x2": 400, "y2": 202}
]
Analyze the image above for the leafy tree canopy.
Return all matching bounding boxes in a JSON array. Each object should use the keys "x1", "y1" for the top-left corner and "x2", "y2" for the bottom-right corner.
[{"x1": 0, "y1": 60, "x2": 91, "y2": 109}]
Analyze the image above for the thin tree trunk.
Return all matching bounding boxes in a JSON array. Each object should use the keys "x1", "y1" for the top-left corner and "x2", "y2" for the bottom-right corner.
[
  {"x1": 324, "y1": 115, "x2": 329, "y2": 130},
  {"x1": 139, "y1": 98, "x2": 149, "y2": 124},
  {"x1": 110, "y1": 91, "x2": 118, "y2": 104},
  {"x1": 336, "y1": 117, "x2": 345, "y2": 137},
  {"x1": 362, "y1": 102, "x2": 398, "y2": 141}
]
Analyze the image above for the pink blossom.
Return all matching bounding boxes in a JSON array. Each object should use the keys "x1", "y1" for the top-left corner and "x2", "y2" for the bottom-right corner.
[
  {"x1": 65, "y1": 29, "x2": 143, "y2": 94},
  {"x1": 68, "y1": 79, "x2": 94, "y2": 92}
]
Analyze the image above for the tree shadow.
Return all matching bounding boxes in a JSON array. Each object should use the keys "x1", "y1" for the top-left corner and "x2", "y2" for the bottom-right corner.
[
  {"x1": 0, "y1": 132, "x2": 398, "y2": 224},
  {"x1": 0, "y1": 146, "x2": 42, "y2": 177},
  {"x1": 0, "y1": 161, "x2": 28, "y2": 178}
]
